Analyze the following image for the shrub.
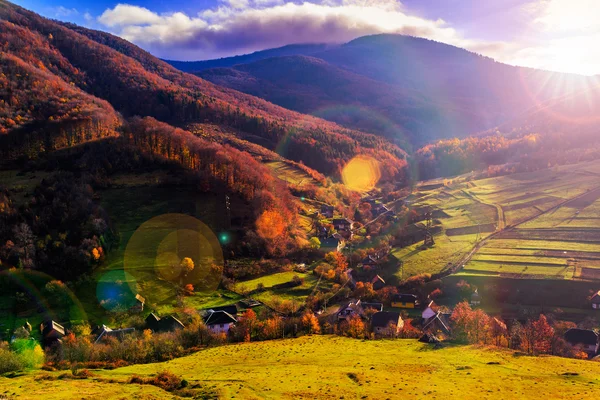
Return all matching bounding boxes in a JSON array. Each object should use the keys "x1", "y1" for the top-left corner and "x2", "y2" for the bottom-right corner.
[
  {"x1": 0, "y1": 347, "x2": 23, "y2": 374},
  {"x1": 129, "y1": 370, "x2": 183, "y2": 392}
]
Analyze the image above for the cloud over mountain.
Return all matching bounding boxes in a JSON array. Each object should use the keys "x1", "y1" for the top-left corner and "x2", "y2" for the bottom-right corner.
[{"x1": 97, "y1": 0, "x2": 497, "y2": 60}]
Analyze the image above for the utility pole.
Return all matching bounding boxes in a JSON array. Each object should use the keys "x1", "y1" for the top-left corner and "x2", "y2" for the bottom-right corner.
[{"x1": 423, "y1": 210, "x2": 435, "y2": 247}]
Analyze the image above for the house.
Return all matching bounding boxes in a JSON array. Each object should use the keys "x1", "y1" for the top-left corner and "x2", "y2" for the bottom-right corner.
[
  {"x1": 40, "y1": 320, "x2": 65, "y2": 346},
  {"x1": 470, "y1": 289, "x2": 481, "y2": 306},
  {"x1": 371, "y1": 312, "x2": 404, "y2": 337},
  {"x1": 491, "y1": 317, "x2": 507, "y2": 333},
  {"x1": 203, "y1": 304, "x2": 238, "y2": 317},
  {"x1": 391, "y1": 294, "x2": 419, "y2": 308},
  {"x1": 320, "y1": 236, "x2": 345, "y2": 252},
  {"x1": 371, "y1": 275, "x2": 386, "y2": 290},
  {"x1": 564, "y1": 328, "x2": 600, "y2": 355},
  {"x1": 321, "y1": 204, "x2": 334, "y2": 218},
  {"x1": 422, "y1": 311, "x2": 451, "y2": 337},
  {"x1": 591, "y1": 291, "x2": 600, "y2": 309},
  {"x1": 361, "y1": 302, "x2": 384, "y2": 312},
  {"x1": 422, "y1": 300, "x2": 440, "y2": 320},
  {"x1": 93, "y1": 325, "x2": 135, "y2": 344},
  {"x1": 203, "y1": 310, "x2": 237, "y2": 334},
  {"x1": 295, "y1": 263, "x2": 307, "y2": 273},
  {"x1": 360, "y1": 255, "x2": 379, "y2": 269},
  {"x1": 239, "y1": 298, "x2": 261, "y2": 308},
  {"x1": 336, "y1": 299, "x2": 363, "y2": 321},
  {"x1": 145, "y1": 313, "x2": 185, "y2": 333},
  {"x1": 131, "y1": 294, "x2": 145, "y2": 313},
  {"x1": 333, "y1": 218, "x2": 354, "y2": 232}
]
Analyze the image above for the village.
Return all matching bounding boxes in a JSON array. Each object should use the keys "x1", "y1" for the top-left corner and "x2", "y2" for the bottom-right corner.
[{"x1": 20, "y1": 191, "x2": 600, "y2": 366}]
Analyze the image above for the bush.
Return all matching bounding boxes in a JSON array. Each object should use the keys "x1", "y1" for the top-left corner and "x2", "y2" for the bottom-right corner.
[
  {"x1": 0, "y1": 348, "x2": 23, "y2": 374},
  {"x1": 129, "y1": 370, "x2": 183, "y2": 392}
]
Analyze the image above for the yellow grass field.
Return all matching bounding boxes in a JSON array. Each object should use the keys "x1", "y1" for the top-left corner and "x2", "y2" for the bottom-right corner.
[{"x1": 3, "y1": 336, "x2": 600, "y2": 399}]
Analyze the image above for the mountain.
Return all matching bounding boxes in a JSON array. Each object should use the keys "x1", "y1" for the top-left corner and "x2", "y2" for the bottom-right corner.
[
  {"x1": 176, "y1": 34, "x2": 597, "y2": 147},
  {"x1": 198, "y1": 54, "x2": 468, "y2": 147},
  {"x1": 0, "y1": 1, "x2": 406, "y2": 180},
  {"x1": 163, "y1": 43, "x2": 335, "y2": 72}
]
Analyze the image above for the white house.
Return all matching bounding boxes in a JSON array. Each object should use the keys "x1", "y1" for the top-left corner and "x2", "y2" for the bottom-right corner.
[{"x1": 203, "y1": 310, "x2": 237, "y2": 334}]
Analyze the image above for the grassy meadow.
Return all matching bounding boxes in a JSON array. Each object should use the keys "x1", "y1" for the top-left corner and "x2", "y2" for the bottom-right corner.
[{"x1": 3, "y1": 336, "x2": 600, "y2": 399}]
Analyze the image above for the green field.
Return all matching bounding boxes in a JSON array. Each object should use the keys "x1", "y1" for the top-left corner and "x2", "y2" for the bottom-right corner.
[
  {"x1": 391, "y1": 160, "x2": 600, "y2": 282},
  {"x1": 234, "y1": 271, "x2": 328, "y2": 310},
  {"x1": 3, "y1": 336, "x2": 600, "y2": 399}
]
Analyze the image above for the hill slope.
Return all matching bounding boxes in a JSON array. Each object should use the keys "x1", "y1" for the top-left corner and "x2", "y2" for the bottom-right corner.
[
  {"x1": 0, "y1": 1, "x2": 406, "y2": 178},
  {"x1": 3, "y1": 336, "x2": 600, "y2": 399}
]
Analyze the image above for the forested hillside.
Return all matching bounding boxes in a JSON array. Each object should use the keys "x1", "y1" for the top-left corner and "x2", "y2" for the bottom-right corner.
[{"x1": 0, "y1": 0, "x2": 407, "y2": 179}]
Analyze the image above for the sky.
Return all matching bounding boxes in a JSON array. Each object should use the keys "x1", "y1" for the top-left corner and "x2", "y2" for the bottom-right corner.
[{"x1": 13, "y1": 0, "x2": 600, "y2": 75}]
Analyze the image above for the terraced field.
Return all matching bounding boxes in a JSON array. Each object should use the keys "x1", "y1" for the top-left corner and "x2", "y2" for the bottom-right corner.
[{"x1": 393, "y1": 160, "x2": 600, "y2": 282}]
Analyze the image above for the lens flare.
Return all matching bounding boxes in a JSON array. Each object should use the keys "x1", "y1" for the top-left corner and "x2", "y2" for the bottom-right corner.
[
  {"x1": 123, "y1": 213, "x2": 224, "y2": 305},
  {"x1": 96, "y1": 270, "x2": 138, "y2": 312},
  {"x1": 342, "y1": 155, "x2": 381, "y2": 192},
  {"x1": 1, "y1": 269, "x2": 88, "y2": 323}
]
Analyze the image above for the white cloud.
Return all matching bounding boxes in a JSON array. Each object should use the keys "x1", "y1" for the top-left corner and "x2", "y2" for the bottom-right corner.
[
  {"x1": 53, "y1": 6, "x2": 78, "y2": 18},
  {"x1": 534, "y1": 0, "x2": 600, "y2": 33},
  {"x1": 84, "y1": 12, "x2": 93, "y2": 22},
  {"x1": 99, "y1": 4, "x2": 163, "y2": 27},
  {"x1": 93, "y1": 0, "x2": 600, "y2": 75},
  {"x1": 96, "y1": 0, "x2": 499, "y2": 60}
]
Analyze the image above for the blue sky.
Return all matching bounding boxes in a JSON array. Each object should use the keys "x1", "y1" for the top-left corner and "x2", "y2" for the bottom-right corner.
[{"x1": 13, "y1": 0, "x2": 600, "y2": 75}]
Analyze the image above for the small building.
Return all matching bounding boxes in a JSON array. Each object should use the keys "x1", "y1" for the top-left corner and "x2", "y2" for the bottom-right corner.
[
  {"x1": 320, "y1": 236, "x2": 345, "y2": 252},
  {"x1": 564, "y1": 328, "x2": 600, "y2": 355},
  {"x1": 321, "y1": 204, "x2": 334, "y2": 218},
  {"x1": 591, "y1": 291, "x2": 600, "y2": 309},
  {"x1": 391, "y1": 294, "x2": 419, "y2": 309},
  {"x1": 470, "y1": 289, "x2": 481, "y2": 306},
  {"x1": 333, "y1": 218, "x2": 354, "y2": 232},
  {"x1": 40, "y1": 320, "x2": 65, "y2": 346},
  {"x1": 361, "y1": 255, "x2": 379, "y2": 269},
  {"x1": 422, "y1": 300, "x2": 440, "y2": 320},
  {"x1": 239, "y1": 298, "x2": 261, "y2": 308},
  {"x1": 371, "y1": 275, "x2": 386, "y2": 290},
  {"x1": 336, "y1": 299, "x2": 363, "y2": 321},
  {"x1": 93, "y1": 325, "x2": 135, "y2": 344},
  {"x1": 371, "y1": 311, "x2": 404, "y2": 337},
  {"x1": 131, "y1": 294, "x2": 145, "y2": 313},
  {"x1": 422, "y1": 311, "x2": 451, "y2": 337},
  {"x1": 203, "y1": 310, "x2": 237, "y2": 334},
  {"x1": 295, "y1": 263, "x2": 307, "y2": 273},
  {"x1": 145, "y1": 313, "x2": 185, "y2": 333}
]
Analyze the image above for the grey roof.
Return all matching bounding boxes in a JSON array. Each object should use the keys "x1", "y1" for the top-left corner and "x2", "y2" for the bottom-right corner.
[
  {"x1": 146, "y1": 313, "x2": 185, "y2": 332},
  {"x1": 94, "y1": 325, "x2": 135, "y2": 344},
  {"x1": 371, "y1": 312, "x2": 401, "y2": 328},
  {"x1": 565, "y1": 328, "x2": 599, "y2": 346},
  {"x1": 204, "y1": 310, "x2": 237, "y2": 326},
  {"x1": 40, "y1": 320, "x2": 65, "y2": 337},
  {"x1": 422, "y1": 311, "x2": 451, "y2": 334},
  {"x1": 203, "y1": 304, "x2": 238, "y2": 316}
]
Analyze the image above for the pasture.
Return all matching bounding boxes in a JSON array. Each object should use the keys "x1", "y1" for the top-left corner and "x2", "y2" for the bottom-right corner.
[{"x1": 3, "y1": 336, "x2": 600, "y2": 399}]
